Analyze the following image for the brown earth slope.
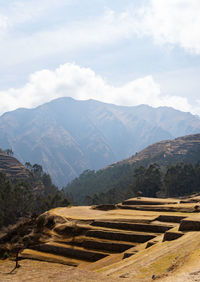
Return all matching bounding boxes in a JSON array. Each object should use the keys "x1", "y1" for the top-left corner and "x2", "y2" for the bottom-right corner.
[{"x1": 110, "y1": 133, "x2": 200, "y2": 168}]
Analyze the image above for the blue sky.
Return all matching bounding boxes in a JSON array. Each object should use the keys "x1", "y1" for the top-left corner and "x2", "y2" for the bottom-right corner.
[{"x1": 0, "y1": 0, "x2": 200, "y2": 115}]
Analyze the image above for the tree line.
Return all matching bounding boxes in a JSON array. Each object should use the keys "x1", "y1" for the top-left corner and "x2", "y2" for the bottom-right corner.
[{"x1": 85, "y1": 162, "x2": 200, "y2": 205}]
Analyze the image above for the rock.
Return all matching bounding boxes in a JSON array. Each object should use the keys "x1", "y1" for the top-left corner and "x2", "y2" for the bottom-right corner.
[{"x1": 119, "y1": 272, "x2": 129, "y2": 278}]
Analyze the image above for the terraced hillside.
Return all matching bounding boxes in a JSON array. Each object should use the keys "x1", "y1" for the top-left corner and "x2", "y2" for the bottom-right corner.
[
  {"x1": 0, "y1": 151, "x2": 31, "y2": 180},
  {"x1": 0, "y1": 151, "x2": 45, "y2": 193},
  {"x1": 117, "y1": 133, "x2": 200, "y2": 167},
  {"x1": 2, "y1": 196, "x2": 200, "y2": 281}
]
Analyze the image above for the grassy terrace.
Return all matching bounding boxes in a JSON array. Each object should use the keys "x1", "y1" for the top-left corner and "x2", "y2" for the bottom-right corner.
[{"x1": 1, "y1": 196, "x2": 200, "y2": 281}]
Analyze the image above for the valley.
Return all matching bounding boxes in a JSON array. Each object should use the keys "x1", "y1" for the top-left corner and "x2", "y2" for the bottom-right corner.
[
  {"x1": 1, "y1": 102, "x2": 200, "y2": 281},
  {"x1": 1, "y1": 1, "x2": 200, "y2": 281}
]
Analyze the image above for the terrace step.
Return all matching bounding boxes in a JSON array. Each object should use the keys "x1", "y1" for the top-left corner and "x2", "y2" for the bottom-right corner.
[
  {"x1": 31, "y1": 242, "x2": 109, "y2": 262},
  {"x1": 81, "y1": 237, "x2": 135, "y2": 253},
  {"x1": 86, "y1": 229, "x2": 156, "y2": 243},
  {"x1": 179, "y1": 218, "x2": 200, "y2": 231},
  {"x1": 123, "y1": 250, "x2": 138, "y2": 259},
  {"x1": 56, "y1": 235, "x2": 136, "y2": 253},
  {"x1": 20, "y1": 249, "x2": 85, "y2": 267},
  {"x1": 118, "y1": 204, "x2": 191, "y2": 213},
  {"x1": 91, "y1": 220, "x2": 173, "y2": 233},
  {"x1": 122, "y1": 199, "x2": 178, "y2": 206},
  {"x1": 156, "y1": 215, "x2": 187, "y2": 223},
  {"x1": 163, "y1": 231, "x2": 184, "y2": 241},
  {"x1": 146, "y1": 240, "x2": 159, "y2": 249},
  {"x1": 54, "y1": 223, "x2": 90, "y2": 236}
]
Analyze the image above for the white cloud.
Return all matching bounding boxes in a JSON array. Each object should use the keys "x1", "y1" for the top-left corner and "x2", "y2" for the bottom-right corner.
[
  {"x1": 139, "y1": 0, "x2": 200, "y2": 54},
  {"x1": 0, "y1": 63, "x2": 199, "y2": 116},
  {"x1": 0, "y1": 15, "x2": 8, "y2": 32},
  {"x1": 0, "y1": 8, "x2": 135, "y2": 67},
  {"x1": 0, "y1": 2, "x2": 199, "y2": 115},
  {"x1": 0, "y1": 0, "x2": 199, "y2": 70}
]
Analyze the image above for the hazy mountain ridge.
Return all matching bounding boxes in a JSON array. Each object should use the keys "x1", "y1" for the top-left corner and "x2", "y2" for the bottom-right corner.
[
  {"x1": 0, "y1": 97, "x2": 200, "y2": 187},
  {"x1": 111, "y1": 133, "x2": 200, "y2": 167}
]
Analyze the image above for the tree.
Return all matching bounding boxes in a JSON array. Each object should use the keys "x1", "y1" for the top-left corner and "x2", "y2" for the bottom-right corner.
[
  {"x1": 25, "y1": 162, "x2": 32, "y2": 170},
  {"x1": 32, "y1": 164, "x2": 43, "y2": 177},
  {"x1": 131, "y1": 164, "x2": 162, "y2": 198},
  {"x1": 4, "y1": 149, "x2": 13, "y2": 156},
  {"x1": 0, "y1": 164, "x2": 70, "y2": 230},
  {"x1": 163, "y1": 163, "x2": 198, "y2": 197},
  {"x1": 144, "y1": 164, "x2": 162, "y2": 197}
]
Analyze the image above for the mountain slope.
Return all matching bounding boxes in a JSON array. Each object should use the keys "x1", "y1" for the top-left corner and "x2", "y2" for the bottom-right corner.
[
  {"x1": 65, "y1": 133, "x2": 200, "y2": 203},
  {"x1": 0, "y1": 97, "x2": 200, "y2": 187},
  {"x1": 113, "y1": 133, "x2": 200, "y2": 167},
  {"x1": 0, "y1": 150, "x2": 31, "y2": 180}
]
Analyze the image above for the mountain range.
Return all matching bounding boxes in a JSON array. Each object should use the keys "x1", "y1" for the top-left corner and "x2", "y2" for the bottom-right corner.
[{"x1": 0, "y1": 97, "x2": 200, "y2": 187}]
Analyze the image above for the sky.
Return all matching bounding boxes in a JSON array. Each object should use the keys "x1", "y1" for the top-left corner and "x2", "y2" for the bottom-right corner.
[{"x1": 0, "y1": 0, "x2": 200, "y2": 116}]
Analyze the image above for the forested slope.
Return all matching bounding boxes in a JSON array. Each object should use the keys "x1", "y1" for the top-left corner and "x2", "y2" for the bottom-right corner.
[
  {"x1": 0, "y1": 152, "x2": 69, "y2": 229},
  {"x1": 64, "y1": 134, "x2": 200, "y2": 204}
]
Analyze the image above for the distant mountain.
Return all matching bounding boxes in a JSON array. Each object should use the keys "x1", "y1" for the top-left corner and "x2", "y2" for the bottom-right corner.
[
  {"x1": 65, "y1": 133, "x2": 200, "y2": 204},
  {"x1": 0, "y1": 97, "x2": 200, "y2": 187},
  {"x1": 110, "y1": 132, "x2": 200, "y2": 167}
]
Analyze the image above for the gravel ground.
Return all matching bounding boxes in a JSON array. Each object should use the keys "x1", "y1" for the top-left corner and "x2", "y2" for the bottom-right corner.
[
  {"x1": 0, "y1": 259, "x2": 123, "y2": 282},
  {"x1": 1, "y1": 259, "x2": 200, "y2": 282}
]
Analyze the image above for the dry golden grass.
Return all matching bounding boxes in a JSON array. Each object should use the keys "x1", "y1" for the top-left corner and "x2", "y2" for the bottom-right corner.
[
  {"x1": 50, "y1": 205, "x2": 194, "y2": 221},
  {"x1": 99, "y1": 231, "x2": 200, "y2": 281}
]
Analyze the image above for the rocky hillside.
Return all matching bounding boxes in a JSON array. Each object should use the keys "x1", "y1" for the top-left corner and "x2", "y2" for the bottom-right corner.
[
  {"x1": 0, "y1": 97, "x2": 200, "y2": 187},
  {"x1": 111, "y1": 133, "x2": 200, "y2": 168}
]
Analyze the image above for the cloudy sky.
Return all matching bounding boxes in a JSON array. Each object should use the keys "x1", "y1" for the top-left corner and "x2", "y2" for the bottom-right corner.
[{"x1": 0, "y1": 0, "x2": 200, "y2": 116}]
